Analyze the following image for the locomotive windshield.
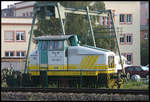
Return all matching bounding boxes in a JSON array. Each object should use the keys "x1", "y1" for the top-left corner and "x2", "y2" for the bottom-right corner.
[
  {"x1": 49, "y1": 40, "x2": 64, "y2": 51},
  {"x1": 38, "y1": 40, "x2": 64, "y2": 51},
  {"x1": 108, "y1": 56, "x2": 115, "y2": 68},
  {"x1": 35, "y1": 35, "x2": 80, "y2": 51}
]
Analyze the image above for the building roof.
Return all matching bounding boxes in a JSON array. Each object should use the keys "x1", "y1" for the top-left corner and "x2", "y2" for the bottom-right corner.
[{"x1": 34, "y1": 35, "x2": 73, "y2": 41}]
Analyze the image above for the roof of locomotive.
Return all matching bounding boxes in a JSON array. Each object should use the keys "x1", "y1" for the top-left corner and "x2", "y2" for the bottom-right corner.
[{"x1": 34, "y1": 35, "x2": 73, "y2": 41}]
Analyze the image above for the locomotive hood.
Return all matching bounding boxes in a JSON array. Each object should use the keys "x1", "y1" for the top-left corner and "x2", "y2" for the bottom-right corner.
[{"x1": 68, "y1": 46, "x2": 115, "y2": 56}]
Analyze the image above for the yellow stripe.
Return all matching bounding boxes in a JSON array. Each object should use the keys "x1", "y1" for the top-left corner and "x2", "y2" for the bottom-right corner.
[
  {"x1": 29, "y1": 70, "x2": 116, "y2": 76},
  {"x1": 81, "y1": 56, "x2": 88, "y2": 69},
  {"x1": 82, "y1": 56, "x2": 90, "y2": 69},
  {"x1": 85, "y1": 56, "x2": 94, "y2": 69},
  {"x1": 87, "y1": 56, "x2": 96, "y2": 69},
  {"x1": 40, "y1": 64, "x2": 48, "y2": 67},
  {"x1": 28, "y1": 64, "x2": 114, "y2": 70},
  {"x1": 79, "y1": 56, "x2": 87, "y2": 69},
  {"x1": 79, "y1": 56, "x2": 86, "y2": 66},
  {"x1": 88, "y1": 56, "x2": 99, "y2": 69}
]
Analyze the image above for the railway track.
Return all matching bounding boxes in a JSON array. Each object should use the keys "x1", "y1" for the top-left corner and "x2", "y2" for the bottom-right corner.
[{"x1": 1, "y1": 87, "x2": 149, "y2": 95}]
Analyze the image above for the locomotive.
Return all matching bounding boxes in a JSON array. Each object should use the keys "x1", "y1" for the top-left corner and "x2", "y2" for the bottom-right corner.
[{"x1": 27, "y1": 34, "x2": 122, "y2": 88}]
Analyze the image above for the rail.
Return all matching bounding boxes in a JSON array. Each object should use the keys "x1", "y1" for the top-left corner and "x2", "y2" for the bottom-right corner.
[{"x1": 1, "y1": 88, "x2": 149, "y2": 95}]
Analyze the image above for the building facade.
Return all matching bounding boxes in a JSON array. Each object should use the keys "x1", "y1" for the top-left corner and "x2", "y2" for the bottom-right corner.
[
  {"x1": 15, "y1": 1, "x2": 36, "y2": 17},
  {"x1": 1, "y1": 17, "x2": 37, "y2": 57},
  {"x1": 140, "y1": 1, "x2": 149, "y2": 41},
  {"x1": 104, "y1": 1, "x2": 141, "y2": 65},
  {"x1": 1, "y1": 17, "x2": 37, "y2": 71}
]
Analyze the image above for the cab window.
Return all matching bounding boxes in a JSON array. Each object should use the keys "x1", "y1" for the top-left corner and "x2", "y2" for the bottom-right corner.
[
  {"x1": 69, "y1": 35, "x2": 78, "y2": 46},
  {"x1": 49, "y1": 40, "x2": 64, "y2": 50},
  {"x1": 108, "y1": 56, "x2": 114, "y2": 68}
]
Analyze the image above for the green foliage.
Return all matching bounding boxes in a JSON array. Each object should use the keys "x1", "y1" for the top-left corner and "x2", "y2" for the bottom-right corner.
[
  {"x1": 140, "y1": 40, "x2": 149, "y2": 66},
  {"x1": 94, "y1": 25, "x2": 116, "y2": 52},
  {"x1": 33, "y1": 1, "x2": 116, "y2": 51},
  {"x1": 121, "y1": 79, "x2": 149, "y2": 89},
  {"x1": 34, "y1": 18, "x2": 62, "y2": 37}
]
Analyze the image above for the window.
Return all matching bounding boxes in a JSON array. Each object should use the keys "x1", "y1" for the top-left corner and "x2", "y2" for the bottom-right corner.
[
  {"x1": 49, "y1": 41, "x2": 63, "y2": 51},
  {"x1": 120, "y1": 34, "x2": 133, "y2": 44},
  {"x1": 144, "y1": 32, "x2": 148, "y2": 39},
  {"x1": 4, "y1": 13, "x2": 7, "y2": 16},
  {"x1": 120, "y1": 14, "x2": 132, "y2": 24},
  {"x1": 5, "y1": 31, "x2": 14, "y2": 41},
  {"x1": 5, "y1": 51, "x2": 14, "y2": 57},
  {"x1": 120, "y1": 14, "x2": 125, "y2": 22},
  {"x1": 135, "y1": 67, "x2": 142, "y2": 71},
  {"x1": 120, "y1": 36, "x2": 125, "y2": 43},
  {"x1": 5, "y1": 52, "x2": 9, "y2": 56},
  {"x1": 126, "y1": 35, "x2": 132, "y2": 43},
  {"x1": 26, "y1": 12, "x2": 28, "y2": 16},
  {"x1": 127, "y1": 54, "x2": 132, "y2": 64},
  {"x1": 121, "y1": 53, "x2": 133, "y2": 64},
  {"x1": 103, "y1": 17, "x2": 105, "y2": 25},
  {"x1": 16, "y1": 32, "x2": 25, "y2": 41},
  {"x1": 100, "y1": 16, "x2": 103, "y2": 25},
  {"x1": 127, "y1": 67, "x2": 134, "y2": 71},
  {"x1": 108, "y1": 56, "x2": 115, "y2": 68},
  {"x1": 120, "y1": 34, "x2": 125, "y2": 44},
  {"x1": 22, "y1": 13, "x2": 25, "y2": 16},
  {"x1": 105, "y1": 16, "x2": 108, "y2": 26},
  {"x1": 126, "y1": 14, "x2": 132, "y2": 23},
  {"x1": 16, "y1": 51, "x2": 25, "y2": 57},
  {"x1": 30, "y1": 12, "x2": 32, "y2": 17}
]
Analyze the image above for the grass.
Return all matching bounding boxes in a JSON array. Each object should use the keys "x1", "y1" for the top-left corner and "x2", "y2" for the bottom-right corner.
[{"x1": 120, "y1": 79, "x2": 149, "y2": 90}]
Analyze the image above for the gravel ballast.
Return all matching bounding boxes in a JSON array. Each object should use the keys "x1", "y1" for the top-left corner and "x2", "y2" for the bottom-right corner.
[{"x1": 1, "y1": 92, "x2": 149, "y2": 101}]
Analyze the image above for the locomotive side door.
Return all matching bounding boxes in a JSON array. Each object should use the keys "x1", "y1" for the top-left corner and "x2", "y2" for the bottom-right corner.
[
  {"x1": 39, "y1": 41, "x2": 48, "y2": 69},
  {"x1": 48, "y1": 40, "x2": 67, "y2": 70}
]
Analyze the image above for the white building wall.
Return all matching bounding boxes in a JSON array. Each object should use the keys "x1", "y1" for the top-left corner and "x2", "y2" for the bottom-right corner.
[
  {"x1": 104, "y1": 1, "x2": 141, "y2": 65},
  {"x1": 1, "y1": 17, "x2": 37, "y2": 57},
  {"x1": 16, "y1": 7, "x2": 34, "y2": 17}
]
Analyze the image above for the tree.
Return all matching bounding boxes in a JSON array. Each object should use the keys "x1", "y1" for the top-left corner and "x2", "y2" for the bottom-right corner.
[
  {"x1": 141, "y1": 39, "x2": 149, "y2": 66},
  {"x1": 33, "y1": 1, "x2": 116, "y2": 51}
]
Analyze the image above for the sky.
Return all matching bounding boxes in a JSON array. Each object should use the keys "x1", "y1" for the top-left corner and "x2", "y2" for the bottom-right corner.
[{"x1": 1, "y1": 1, "x2": 20, "y2": 9}]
